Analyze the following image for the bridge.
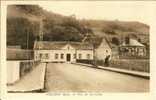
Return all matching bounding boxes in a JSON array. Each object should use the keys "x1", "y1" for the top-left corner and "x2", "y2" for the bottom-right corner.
[{"x1": 45, "y1": 63, "x2": 149, "y2": 92}]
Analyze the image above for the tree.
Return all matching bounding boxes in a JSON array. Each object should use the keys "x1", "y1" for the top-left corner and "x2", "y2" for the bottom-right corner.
[
  {"x1": 7, "y1": 17, "x2": 36, "y2": 49},
  {"x1": 112, "y1": 37, "x2": 120, "y2": 45}
]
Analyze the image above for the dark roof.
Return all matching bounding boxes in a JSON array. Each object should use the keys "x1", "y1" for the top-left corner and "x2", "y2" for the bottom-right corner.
[
  {"x1": 92, "y1": 37, "x2": 112, "y2": 49},
  {"x1": 121, "y1": 39, "x2": 145, "y2": 47},
  {"x1": 34, "y1": 41, "x2": 93, "y2": 50}
]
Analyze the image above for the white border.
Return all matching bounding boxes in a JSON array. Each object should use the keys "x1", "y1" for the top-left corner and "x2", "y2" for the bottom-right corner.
[{"x1": 1, "y1": 1, "x2": 156, "y2": 100}]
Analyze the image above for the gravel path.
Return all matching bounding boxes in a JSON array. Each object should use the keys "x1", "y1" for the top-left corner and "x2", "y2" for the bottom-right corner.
[{"x1": 45, "y1": 63, "x2": 149, "y2": 92}]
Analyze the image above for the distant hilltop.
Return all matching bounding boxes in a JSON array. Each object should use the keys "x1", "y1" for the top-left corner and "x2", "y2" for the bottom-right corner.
[{"x1": 7, "y1": 5, "x2": 149, "y2": 49}]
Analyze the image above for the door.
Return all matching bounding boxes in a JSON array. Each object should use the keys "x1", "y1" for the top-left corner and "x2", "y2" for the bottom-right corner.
[{"x1": 66, "y1": 54, "x2": 71, "y2": 62}]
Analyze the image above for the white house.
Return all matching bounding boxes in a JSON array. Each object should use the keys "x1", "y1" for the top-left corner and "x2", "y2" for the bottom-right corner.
[
  {"x1": 119, "y1": 38, "x2": 146, "y2": 58},
  {"x1": 95, "y1": 38, "x2": 112, "y2": 61},
  {"x1": 34, "y1": 41, "x2": 94, "y2": 62}
]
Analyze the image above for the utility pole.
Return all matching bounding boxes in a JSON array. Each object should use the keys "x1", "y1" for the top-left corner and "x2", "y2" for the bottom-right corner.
[
  {"x1": 39, "y1": 19, "x2": 43, "y2": 41},
  {"x1": 27, "y1": 28, "x2": 29, "y2": 50}
]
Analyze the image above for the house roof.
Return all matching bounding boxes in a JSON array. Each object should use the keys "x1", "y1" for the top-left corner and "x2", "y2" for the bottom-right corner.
[
  {"x1": 121, "y1": 39, "x2": 144, "y2": 47},
  {"x1": 94, "y1": 37, "x2": 112, "y2": 49},
  {"x1": 34, "y1": 41, "x2": 93, "y2": 50}
]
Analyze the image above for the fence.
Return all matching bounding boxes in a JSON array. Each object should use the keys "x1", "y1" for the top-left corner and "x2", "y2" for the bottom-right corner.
[
  {"x1": 76, "y1": 59, "x2": 94, "y2": 65},
  {"x1": 109, "y1": 59, "x2": 149, "y2": 72}
]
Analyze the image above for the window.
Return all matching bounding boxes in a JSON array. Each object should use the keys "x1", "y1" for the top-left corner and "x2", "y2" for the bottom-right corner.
[
  {"x1": 45, "y1": 53, "x2": 49, "y2": 59},
  {"x1": 79, "y1": 54, "x2": 82, "y2": 59},
  {"x1": 87, "y1": 54, "x2": 90, "y2": 59},
  {"x1": 73, "y1": 53, "x2": 76, "y2": 59},
  {"x1": 55, "y1": 53, "x2": 59, "y2": 59},
  {"x1": 39, "y1": 53, "x2": 42, "y2": 59},
  {"x1": 61, "y1": 54, "x2": 64, "y2": 59}
]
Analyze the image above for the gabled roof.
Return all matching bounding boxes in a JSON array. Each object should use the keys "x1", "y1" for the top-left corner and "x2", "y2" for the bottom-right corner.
[
  {"x1": 121, "y1": 39, "x2": 144, "y2": 47},
  {"x1": 34, "y1": 41, "x2": 93, "y2": 50},
  {"x1": 94, "y1": 37, "x2": 112, "y2": 49}
]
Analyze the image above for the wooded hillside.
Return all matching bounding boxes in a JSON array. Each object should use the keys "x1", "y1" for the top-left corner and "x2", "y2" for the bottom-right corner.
[{"x1": 7, "y1": 5, "x2": 149, "y2": 49}]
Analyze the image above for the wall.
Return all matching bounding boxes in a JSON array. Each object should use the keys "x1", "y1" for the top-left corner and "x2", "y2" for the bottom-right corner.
[
  {"x1": 34, "y1": 49, "x2": 76, "y2": 62},
  {"x1": 119, "y1": 46, "x2": 148, "y2": 59},
  {"x1": 95, "y1": 39, "x2": 111, "y2": 60},
  {"x1": 7, "y1": 48, "x2": 33, "y2": 60},
  {"x1": 7, "y1": 61, "x2": 20, "y2": 84},
  {"x1": 34, "y1": 49, "x2": 94, "y2": 62},
  {"x1": 76, "y1": 50, "x2": 93, "y2": 60}
]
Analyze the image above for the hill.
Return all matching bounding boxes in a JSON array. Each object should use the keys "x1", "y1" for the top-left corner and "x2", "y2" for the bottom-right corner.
[
  {"x1": 7, "y1": 5, "x2": 149, "y2": 49},
  {"x1": 7, "y1": 5, "x2": 92, "y2": 49}
]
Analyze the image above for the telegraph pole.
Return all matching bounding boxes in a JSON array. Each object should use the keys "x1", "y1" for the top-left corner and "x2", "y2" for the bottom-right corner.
[{"x1": 39, "y1": 19, "x2": 43, "y2": 41}]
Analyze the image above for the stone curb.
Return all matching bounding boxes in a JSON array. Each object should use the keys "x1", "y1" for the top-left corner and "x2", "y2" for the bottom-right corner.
[{"x1": 72, "y1": 63, "x2": 150, "y2": 79}]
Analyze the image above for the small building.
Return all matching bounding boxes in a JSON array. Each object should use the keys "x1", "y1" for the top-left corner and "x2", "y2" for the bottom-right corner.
[
  {"x1": 34, "y1": 41, "x2": 94, "y2": 62},
  {"x1": 95, "y1": 38, "x2": 112, "y2": 61},
  {"x1": 119, "y1": 38, "x2": 146, "y2": 58}
]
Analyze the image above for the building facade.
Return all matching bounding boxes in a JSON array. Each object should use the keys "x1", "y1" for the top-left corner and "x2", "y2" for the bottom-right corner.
[
  {"x1": 95, "y1": 38, "x2": 112, "y2": 61},
  {"x1": 34, "y1": 41, "x2": 94, "y2": 62},
  {"x1": 119, "y1": 38, "x2": 146, "y2": 58}
]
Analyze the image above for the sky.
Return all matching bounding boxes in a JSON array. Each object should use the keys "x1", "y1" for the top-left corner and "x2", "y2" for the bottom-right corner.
[{"x1": 39, "y1": 1, "x2": 154, "y2": 25}]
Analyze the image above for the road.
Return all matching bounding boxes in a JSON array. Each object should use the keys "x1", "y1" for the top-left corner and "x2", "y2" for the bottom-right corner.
[{"x1": 45, "y1": 63, "x2": 149, "y2": 92}]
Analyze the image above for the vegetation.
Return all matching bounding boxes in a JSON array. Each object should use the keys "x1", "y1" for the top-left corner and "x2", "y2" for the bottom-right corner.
[
  {"x1": 7, "y1": 5, "x2": 149, "y2": 50},
  {"x1": 7, "y1": 5, "x2": 91, "y2": 49},
  {"x1": 111, "y1": 37, "x2": 120, "y2": 45}
]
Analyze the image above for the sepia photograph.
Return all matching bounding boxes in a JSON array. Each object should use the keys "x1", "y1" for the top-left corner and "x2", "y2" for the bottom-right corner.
[{"x1": 5, "y1": 2, "x2": 151, "y2": 93}]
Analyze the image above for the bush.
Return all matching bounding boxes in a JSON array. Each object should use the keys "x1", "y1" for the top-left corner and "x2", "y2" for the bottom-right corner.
[{"x1": 112, "y1": 37, "x2": 120, "y2": 45}]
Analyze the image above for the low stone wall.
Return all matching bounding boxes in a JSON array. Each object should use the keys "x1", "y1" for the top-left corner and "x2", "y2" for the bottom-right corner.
[
  {"x1": 20, "y1": 61, "x2": 40, "y2": 77},
  {"x1": 7, "y1": 60, "x2": 40, "y2": 85}
]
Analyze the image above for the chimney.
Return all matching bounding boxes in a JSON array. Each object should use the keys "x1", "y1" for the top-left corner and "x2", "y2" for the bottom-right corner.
[{"x1": 125, "y1": 36, "x2": 130, "y2": 45}]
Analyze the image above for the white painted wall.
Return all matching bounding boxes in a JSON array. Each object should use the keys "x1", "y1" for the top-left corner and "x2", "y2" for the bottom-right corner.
[
  {"x1": 7, "y1": 61, "x2": 20, "y2": 84},
  {"x1": 76, "y1": 50, "x2": 93, "y2": 60},
  {"x1": 34, "y1": 49, "x2": 94, "y2": 62},
  {"x1": 95, "y1": 39, "x2": 112, "y2": 60},
  {"x1": 34, "y1": 49, "x2": 77, "y2": 62},
  {"x1": 34, "y1": 43, "x2": 94, "y2": 62}
]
